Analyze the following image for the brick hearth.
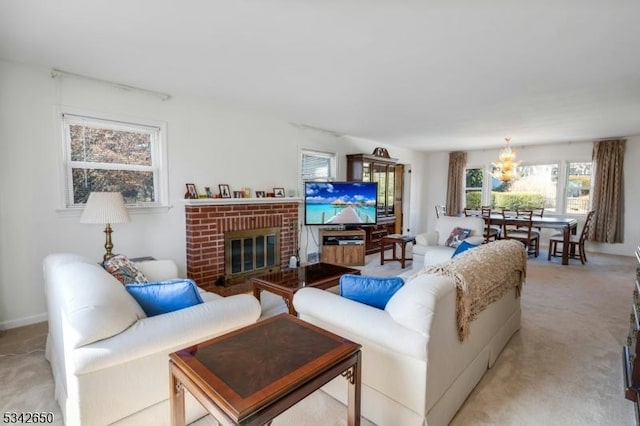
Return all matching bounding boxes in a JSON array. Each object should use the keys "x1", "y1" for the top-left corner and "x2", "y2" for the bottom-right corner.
[{"x1": 184, "y1": 199, "x2": 300, "y2": 290}]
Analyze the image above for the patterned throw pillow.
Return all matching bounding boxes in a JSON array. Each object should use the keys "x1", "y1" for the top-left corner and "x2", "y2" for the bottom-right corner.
[
  {"x1": 445, "y1": 227, "x2": 471, "y2": 248},
  {"x1": 102, "y1": 254, "x2": 149, "y2": 285}
]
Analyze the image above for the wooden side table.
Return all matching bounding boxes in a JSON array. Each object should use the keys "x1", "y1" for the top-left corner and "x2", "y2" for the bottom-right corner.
[
  {"x1": 169, "y1": 314, "x2": 362, "y2": 426},
  {"x1": 380, "y1": 234, "x2": 416, "y2": 269}
]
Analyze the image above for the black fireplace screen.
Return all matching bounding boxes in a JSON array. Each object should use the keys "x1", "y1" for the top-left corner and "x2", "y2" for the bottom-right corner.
[{"x1": 224, "y1": 227, "x2": 280, "y2": 283}]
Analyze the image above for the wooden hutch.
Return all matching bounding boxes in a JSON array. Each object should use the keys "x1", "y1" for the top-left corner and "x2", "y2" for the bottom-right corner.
[{"x1": 347, "y1": 151, "x2": 404, "y2": 254}]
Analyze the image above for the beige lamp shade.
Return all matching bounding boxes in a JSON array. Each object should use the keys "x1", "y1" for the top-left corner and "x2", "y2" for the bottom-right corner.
[
  {"x1": 80, "y1": 192, "x2": 130, "y2": 224},
  {"x1": 80, "y1": 192, "x2": 130, "y2": 260}
]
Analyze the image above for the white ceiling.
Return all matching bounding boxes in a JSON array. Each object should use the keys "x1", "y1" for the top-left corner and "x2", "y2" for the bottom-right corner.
[{"x1": 1, "y1": 0, "x2": 639, "y2": 152}]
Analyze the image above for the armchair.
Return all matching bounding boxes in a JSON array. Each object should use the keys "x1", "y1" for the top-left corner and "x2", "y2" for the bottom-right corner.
[
  {"x1": 43, "y1": 253, "x2": 261, "y2": 426},
  {"x1": 413, "y1": 215, "x2": 486, "y2": 266}
]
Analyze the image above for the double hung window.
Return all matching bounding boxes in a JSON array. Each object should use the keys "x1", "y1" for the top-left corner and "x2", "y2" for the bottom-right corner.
[
  {"x1": 565, "y1": 162, "x2": 592, "y2": 214},
  {"x1": 464, "y1": 167, "x2": 483, "y2": 208},
  {"x1": 301, "y1": 150, "x2": 336, "y2": 182},
  {"x1": 61, "y1": 111, "x2": 167, "y2": 208}
]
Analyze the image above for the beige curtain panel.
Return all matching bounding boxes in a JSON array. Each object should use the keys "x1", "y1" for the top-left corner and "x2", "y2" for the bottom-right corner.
[
  {"x1": 591, "y1": 139, "x2": 625, "y2": 243},
  {"x1": 446, "y1": 151, "x2": 467, "y2": 216}
]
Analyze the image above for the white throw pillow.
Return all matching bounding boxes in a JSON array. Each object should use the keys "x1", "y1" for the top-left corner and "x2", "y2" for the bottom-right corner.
[{"x1": 57, "y1": 262, "x2": 146, "y2": 348}]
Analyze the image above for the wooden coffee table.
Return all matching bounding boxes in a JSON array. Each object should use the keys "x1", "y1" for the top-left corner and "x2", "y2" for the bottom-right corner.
[
  {"x1": 251, "y1": 262, "x2": 360, "y2": 315},
  {"x1": 169, "y1": 314, "x2": 362, "y2": 426}
]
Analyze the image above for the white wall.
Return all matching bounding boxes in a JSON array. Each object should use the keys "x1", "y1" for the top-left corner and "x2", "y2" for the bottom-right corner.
[
  {"x1": 0, "y1": 59, "x2": 424, "y2": 329},
  {"x1": 420, "y1": 139, "x2": 640, "y2": 256}
]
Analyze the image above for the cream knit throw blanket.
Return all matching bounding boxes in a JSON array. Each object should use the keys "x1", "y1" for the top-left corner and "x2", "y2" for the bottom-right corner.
[{"x1": 409, "y1": 239, "x2": 527, "y2": 341}]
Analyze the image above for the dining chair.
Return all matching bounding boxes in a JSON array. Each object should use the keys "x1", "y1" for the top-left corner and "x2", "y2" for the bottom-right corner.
[
  {"x1": 481, "y1": 206, "x2": 501, "y2": 241},
  {"x1": 519, "y1": 207, "x2": 544, "y2": 230},
  {"x1": 467, "y1": 207, "x2": 500, "y2": 242},
  {"x1": 547, "y1": 210, "x2": 596, "y2": 264},
  {"x1": 501, "y1": 210, "x2": 540, "y2": 257}
]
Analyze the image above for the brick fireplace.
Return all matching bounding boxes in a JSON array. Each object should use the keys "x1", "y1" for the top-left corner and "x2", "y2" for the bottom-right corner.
[{"x1": 184, "y1": 199, "x2": 301, "y2": 290}]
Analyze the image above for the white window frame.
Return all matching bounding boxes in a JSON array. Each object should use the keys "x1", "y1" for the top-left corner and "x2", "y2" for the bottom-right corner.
[
  {"x1": 57, "y1": 106, "x2": 169, "y2": 210},
  {"x1": 563, "y1": 160, "x2": 592, "y2": 215},
  {"x1": 300, "y1": 149, "x2": 337, "y2": 185},
  {"x1": 464, "y1": 166, "x2": 484, "y2": 208}
]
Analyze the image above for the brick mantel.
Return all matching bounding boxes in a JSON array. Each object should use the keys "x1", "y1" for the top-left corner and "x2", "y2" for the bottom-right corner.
[
  {"x1": 182, "y1": 197, "x2": 302, "y2": 206},
  {"x1": 184, "y1": 199, "x2": 301, "y2": 290}
]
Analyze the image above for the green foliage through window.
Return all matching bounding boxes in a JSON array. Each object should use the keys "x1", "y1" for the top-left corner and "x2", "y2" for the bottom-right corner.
[
  {"x1": 466, "y1": 192, "x2": 481, "y2": 208},
  {"x1": 492, "y1": 192, "x2": 545, "y2": 210}
]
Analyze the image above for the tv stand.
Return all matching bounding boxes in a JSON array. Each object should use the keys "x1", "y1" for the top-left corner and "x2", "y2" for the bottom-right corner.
[{"x1": 319, "y1": 228, "x2": 366, "y2": 266}]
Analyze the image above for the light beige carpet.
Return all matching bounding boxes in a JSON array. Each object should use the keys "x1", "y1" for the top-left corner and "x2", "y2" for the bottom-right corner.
[
  {"x1": 0, "y1": 249, "x2": 637, "y2": 425},
  {"x1": 451, "y1": 251, "x2": 637, "y2": 425}
]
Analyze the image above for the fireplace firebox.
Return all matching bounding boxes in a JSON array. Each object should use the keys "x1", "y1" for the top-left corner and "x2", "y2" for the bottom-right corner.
[{"x1": 224, "y1": 227, "x2": 280, "y2": 284}]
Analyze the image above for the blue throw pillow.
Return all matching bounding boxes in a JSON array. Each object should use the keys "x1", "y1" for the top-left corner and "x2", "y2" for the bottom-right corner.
[
  {"x1": 339, "y1": 274, "x2": 404, "y2": 310},
  {"x1": 451, "y1": 240, "x2": 478, "y2": 257},
  {"x1": 125, "y1": 279, "x2": 204, "y2": 317}
]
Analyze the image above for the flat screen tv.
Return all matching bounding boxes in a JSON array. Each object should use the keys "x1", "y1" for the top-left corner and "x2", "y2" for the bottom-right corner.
[{"x1": 304, "y1": 181, "x2": 378, "y2": 226}]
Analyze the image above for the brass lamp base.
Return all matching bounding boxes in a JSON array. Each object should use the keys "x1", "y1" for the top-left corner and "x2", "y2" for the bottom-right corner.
[{"x1": 103, "y1": 223, "x2": 115, "y2": 261}]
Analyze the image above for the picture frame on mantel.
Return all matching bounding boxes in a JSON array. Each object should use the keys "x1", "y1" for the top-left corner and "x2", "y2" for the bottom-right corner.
[
  {"x1": 219, "y1": 184, "x2": 231, "y2": 198},
  {"x1": 255, "y1": 191, "x2": 266, "y2": 198},
  {"x1": 273, "y1": 187, "x2": 285, "y2": 198},
  {"x1": 185, "y1": 183, "x2": 198, "y2": 199}
]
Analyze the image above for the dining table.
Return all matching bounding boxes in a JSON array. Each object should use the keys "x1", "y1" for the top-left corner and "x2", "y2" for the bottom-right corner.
[{"x1": 487, "y1": 214, "x2": 578, "y2": 265}]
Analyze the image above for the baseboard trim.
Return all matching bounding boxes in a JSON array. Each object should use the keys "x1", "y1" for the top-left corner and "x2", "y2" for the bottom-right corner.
[{"x1": 0, "y1": 312, "x2": 47, "y2": 330}]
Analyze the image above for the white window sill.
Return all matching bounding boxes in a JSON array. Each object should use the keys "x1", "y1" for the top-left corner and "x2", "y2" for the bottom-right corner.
[{"x1": 56, "y1": 204, "x2": 174, "y2": 217}]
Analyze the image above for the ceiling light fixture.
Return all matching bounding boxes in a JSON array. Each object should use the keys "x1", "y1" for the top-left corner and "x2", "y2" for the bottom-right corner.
[{"x1": 491, "y1": 137, "x2": 522, "y2": 183}]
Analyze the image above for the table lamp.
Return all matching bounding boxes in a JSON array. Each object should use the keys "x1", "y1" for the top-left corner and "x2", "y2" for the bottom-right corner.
[{"x1": 80, "y1": 192, "x2": 131, "y2": 261}]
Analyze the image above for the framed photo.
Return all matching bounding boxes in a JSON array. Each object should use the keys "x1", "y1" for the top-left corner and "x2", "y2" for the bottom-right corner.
[
  {"x1": 255, "y1": 191, "x2": 266, "y2": 198},
  {"x1": 185, "y1": 183, "x2": 198, "y2": 199},
  {"x1": 273, "y1": 187, "x2": 285, "y2": 198},
  {"x1": 219, "y1": 184, "x2": 231, "y2": 199}
]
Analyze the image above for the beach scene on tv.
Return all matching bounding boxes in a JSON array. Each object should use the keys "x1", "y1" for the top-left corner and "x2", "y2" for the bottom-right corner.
[{"x1": 305, "y1": 182, "x2": 378, "y2": 225}]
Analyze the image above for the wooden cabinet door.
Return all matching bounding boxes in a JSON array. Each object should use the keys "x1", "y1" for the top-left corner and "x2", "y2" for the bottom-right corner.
[
  {"x1": 394, "y1": 164, "x2": 404, "y2": 234},
  {"x1": 321, "y1": 246, "x2": 338, "y2": 264},
  {"x1": 342, "y1": 245, "x2": 363, "y2": 266}
]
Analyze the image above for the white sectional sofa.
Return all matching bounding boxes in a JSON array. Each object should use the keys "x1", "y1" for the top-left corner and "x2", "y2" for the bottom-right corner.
[
  {"x1": 412, "y1": 215, "x2": 486, "y2": 266},
  {"x1": 43, "y1": 253, "x2": 261, "y2": 426},
  {"x1": 293, "y1": 240, "x2": 526, "y2": 426}
]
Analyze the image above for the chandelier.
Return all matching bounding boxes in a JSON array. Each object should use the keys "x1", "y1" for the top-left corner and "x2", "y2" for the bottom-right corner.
[{"x1": 491, "y1": 137, "x2": 522, "y2": 183}]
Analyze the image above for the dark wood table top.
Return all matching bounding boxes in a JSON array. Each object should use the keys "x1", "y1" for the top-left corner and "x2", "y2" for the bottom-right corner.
[
  {"x1": 488, "y1": 214, "x2": 578, "y2": 229},
  {"x1": 169, "y1": 314, "x2": 361, "y2": 423},
  {"x1": 251, "y1": 262, "x2": 360, "y2": 293},
  {"x1": 382, "y1": 234, "x2": 416, "y2": 243}
]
